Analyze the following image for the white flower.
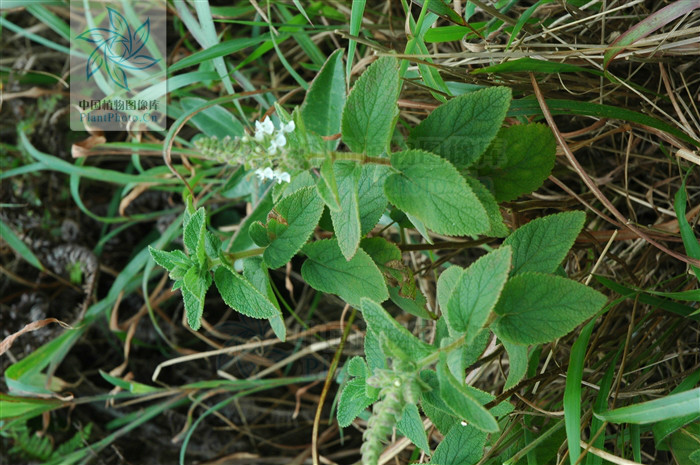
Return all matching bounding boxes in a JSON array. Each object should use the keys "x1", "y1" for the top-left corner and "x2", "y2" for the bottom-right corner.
[
  {"x1": 254, "y1": 116, "x2": 274, "y2": 141},
  {"x1": 255, "y1": 167, "x2": 275, "y2": 181},
  {"x1": 282, "y1": 120, "x2": 295, "y2": 133},
  {"x1": 273, "y1": 131, "x2": 286, "y2": 148},
  {"x1": 275, "y1": 171, "x2": 291, "y2": 184}
]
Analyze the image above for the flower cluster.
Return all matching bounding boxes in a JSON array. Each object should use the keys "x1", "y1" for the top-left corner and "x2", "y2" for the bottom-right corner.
[{"x1": 194, "y1": 115, "x2": 303, "y2": 184}]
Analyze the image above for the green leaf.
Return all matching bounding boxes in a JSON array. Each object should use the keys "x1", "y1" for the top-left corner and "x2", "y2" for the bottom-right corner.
[
  {"x1": 501, "y1": 339, "x2": 528, "y2": 390},
  {"x1": 364, "y1": 329, "x2": 386, "y2": 373},
  {"x1": 249, "y1": 221, "x2": 271, "y2": 247},
  {"x1": 408, "y1": 87, "x2": 512, "y2": 169},
  {"x1": 182, "y1": 287, "x2": 204, "y2": 331},
  {"x1": 436, "y1": 359, "x2": 499, "y2": 432},
  {"x1": 337, "y1": 377, "x2": 375, "y2": 428},
  {"x1": 301, "y1": 49, "x2": 346, "y2": 150},
  {"x1": 183, "y1": 266, "x2": 210, "y2": 299},
  {"x1": 301, "y1": 239, "x2": 389, "y2": 306},
  {"x1": 214, "y1": 266, "x2": 280, "y2": 320},
  {"x1": 385, "y1": 150, "x2": 488, "y2": 236},
  {"x1": 341, "y1": 56, "x2": 399, "y2": 156},
  {"x1": 183, "y1": 207, "x2": 206, "y2": 257},
  {"x1": 148, "y1": 247, "x2": 189, "y2": 273},
  {"x1": 492, "y1": 272, "x2": 607, "y2": 345},
  {"x1": 0, "y1": 219, "x2": 45, "y2": 271},
  {"x1": 264, "y1": 187, "x2": 324, "y2": 269},
  {"x1": 316, "y1": 157, "x2": 341, "y2": 211},
  {"x1": 429, "y1": 423, "x2": 487, "y2": 465},
  {"x1": 596, "y1": 388, "x2": 700, "y2": 424},
  {"x1": 652, "y1": 369, "x2": 700, "y2": 448},
  {"x1": 242, "y1": 257, "x2": 286, "y2": 341},
  {"x1": 330, "y1": 161, "x2": 363, "y2": 260},
  {"x1": 360, "y1": 298, "x2": 433, "y2": 359},
  {"x1": 503, "y1": 211, "x2": 586, "y2": 276},
  {"x1": 437, "y1": 266, "x2": 463, "y2": 314},
  {"x1": 670, "y1": 422, "x2": 700, "y2": 465},
  {"x1": 358, "y1": 164, "x2": 389, "y2": 235},
  {"x1": 397, "y1": 403, "x2": 430, "y2": 455},
  {"x1": 464, "y1": 176, "x2": 509, "y2": 237},
  {"x1": 446, "y1": 246, "x2": 512, "y2": 342},
  {"x1": 474, "y1": 124, "x2": 556, "y2": 202}
]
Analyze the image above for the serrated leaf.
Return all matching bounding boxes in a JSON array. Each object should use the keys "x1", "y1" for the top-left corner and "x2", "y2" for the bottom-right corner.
[
  {"x1": 341, "y1": 56, "x2": 399, "y2": 156},
  {"x1": 301, "y1": 239, "x2": 388, "y2": 306},
  {"x1": 316, "y1": 157, "x2": 341, "y2": 211},
  {"x1": 347, "y1": 356, "x2": 369, "y2": 378},
  {"x1": 301, "y1": 49, "x2": 346, "y2": 150},
  {"x1": 429, "y1": 422, "x2": 487, "y2": 465},
  {"x1": 492, "y1": 272, "x2": 607, "y2": 345},
  {"x1": 214, "y1": 266, "x2": 280, "y2": 320},
  {"x1": 437, "y1": 266, "x2": 463, "y2": 315},
  {"x1": 365, "y1": 328, "x2": 386, "y2": 372},
  {"x1": 397, "y1": 403, "x2": 431, "y2": 455},
  {"x1": 436, "y1": 359, "x2": 499, "y2": 432},
  {"x1": 264, "y1": 187, "x2": 324, "y2": 269},
  {"x1": 183, "y1": 208, "x2": 205, "y2": 255},
  {"x1": 183, "y1": 266, "x2": 209, "y2": 299},
  {"x1": 181, "y1": 287, "x2": 204, "y2": 331},
  {"x1": 503, "y1": 211, "x2": 586, "y2": 276},
  {"x1": 337, "y1": 377, "x2": 376, "y2": 427},
  {"x1": 464, "y1": 176, "x2": 509, "y2": 237},
  {"x1": 242, "y1": 257, "x2": 286, "y2": 341},
  {"x1": 408, "y1": 87, "x2": 512, "y2": 169},
  {"x1": 385, "y1": 150, "x2": 488, "y2": 236},
  {"x1": 360, "y1": 298, "x2": 433, "y2": 359},
  {"x1": 148, "y1": 246, "x2": 189, "y2": 272},
  {"x1": 358, "y1": 164, "x2": 389, "y2": 235},
  {"x1": 446, "y1": 246, "x2": 512, "y2": 342},
  {"x1": 330, "y1": 161, "x2": 363, "y2": 260},
  {"x1": 474, "y1": 123, "x2": 556, "y2": 202},
  {"x1": 249, "y1": 221, "x2": 271, "y2": 247}
]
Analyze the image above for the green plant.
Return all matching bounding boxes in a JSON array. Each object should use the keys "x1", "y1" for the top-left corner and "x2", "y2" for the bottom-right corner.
[{"x1": 150, "y1": 53, "x2": 609, "y2": 464}]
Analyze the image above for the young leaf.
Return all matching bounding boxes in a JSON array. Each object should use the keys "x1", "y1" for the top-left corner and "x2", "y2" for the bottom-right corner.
[
  {"x1": 214, "y1": 266, "x2": 280, "y2": 320},
  {"x1": 408, "y1": 87, "x2": 512, "y2": 169},
  {"x1": 397, "y1": 403, "x2": 431, "y2": 455},
  {"x1": 183, "y1": 207, "x2": 206, "y2": 256},
  {"x1": 384, "y1": 150, "x2": 488, "y2": 236},
  {"x1": 503, "y1": 211, "x2": 586, "y2": 276},
  {"x1": 360, "y1": 298, "x2": 433, "y2": 359},
  {"x1": 446, "y1": 246, "x2": 512, "y2": 342},
  {"x1": 148, "y1": 247, "x2": 189, "y2": 273},
  {"x1": 436, "y1": 359, "x2": 499, "y2": 432},
  {"x1": 364, "y1": 328, "x2": 387, "y2": 373},
  {"x1": 301, "y1": 48, "x2": 346, "y2": 150},
  {"x1": 264, "y1": 186, "x2": 324, "y2": 269},
  {"x1": 474, "y1": 123, "x2": 556, "y2": 202},
  {"x1": 182, "y1": 286, "x2": 205, "y2": 331},
  {"x1": 329, "y1": 161, "x2": 363, "y2": 260},
  {"x1": 337, "y1": 357, "x2": 376, "y2": 427},
  {"x1": 341, "y1": 56, "x2": 399, "y2": 156},
  {"x1": 301, "y1": 239, "x2": 389, "y2": 306},
  {"x1": 492, "y1": 272, "x2": 607, "y2": 345}
]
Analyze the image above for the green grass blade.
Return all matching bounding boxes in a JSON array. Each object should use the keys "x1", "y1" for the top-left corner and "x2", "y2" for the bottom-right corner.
[
  {"x1": 26, "y1": 4, "x2": 70, "y2": 41},
  {"x1": 346, "y1": 0, "x2": 366, "y2": 85},
  {"x1": 168, "y1": 36, "x2": 269, "y2": 72},
  {"x1": 595, "y1": 388, "x2": 700, "y2": 424},
  {"x1": 674, "y1": 169, "x2": 700, "y2": 281},
  {"x1": 0, "y1": 218, "x2": 45, "y2": 270},
  {"x1": 564, "y1": 318, "x2": 596, "y2": 465},
  {"x1": 508, "y1": 98, "x2": 700, "y2": 148},
  {"x1": 506, "y1": 0, "x2": 553, "y2": 49}
]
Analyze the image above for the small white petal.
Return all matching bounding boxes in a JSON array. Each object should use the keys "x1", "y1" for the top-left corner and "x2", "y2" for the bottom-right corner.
[
  {"x1": 254, "y1": 168, "x2": 265, "y2": 180},
  {"x1": 283, "y1": 121, "x2": 295, "y2": 133},
  {"x1": 262, "y1": 167, "x2": 275, "y2": 179},
  {"x1": 268, "y1": 144, "x2": 277, "y2": 155},
  {"x1": 261, "y1": 116, "x2": 274, "y2": 135},
  {"x1": 273, "y1": 132, "x2": 286, "y2": 148},
  {"x1": 460, "y1": 421, "x2": 468, "y2": 426},
  {"x1": 276, "y1": 172, "x2": 291, "y2": 183}
]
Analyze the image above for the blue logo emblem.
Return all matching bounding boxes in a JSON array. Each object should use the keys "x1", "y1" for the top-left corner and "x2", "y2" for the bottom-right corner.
[{"x1": 77, "y1": 7, "x2": 159, "y2": 91}]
